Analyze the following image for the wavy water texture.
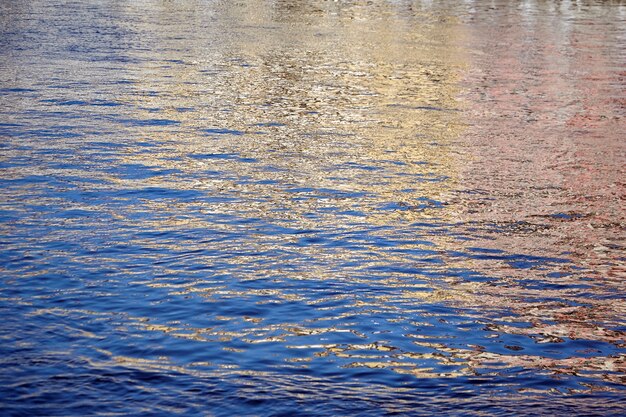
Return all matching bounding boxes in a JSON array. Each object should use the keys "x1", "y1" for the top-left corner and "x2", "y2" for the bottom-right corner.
[{"x1": 0, "y1": 1, "x2": 625, "y2": 416}]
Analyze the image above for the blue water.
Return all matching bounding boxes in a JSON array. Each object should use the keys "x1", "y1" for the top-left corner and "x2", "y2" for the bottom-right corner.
[{"x1": 1, "y1": 1, "x2": 625, "y2": 415}]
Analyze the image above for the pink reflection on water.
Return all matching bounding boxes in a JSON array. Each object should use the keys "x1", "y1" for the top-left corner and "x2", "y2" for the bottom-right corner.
[
  {"x1": 454, "y1": 4, "x2": 625, "y2": 276},
  {"x1": 438, "y1": 3, "x2": 626, "y2": 378}
]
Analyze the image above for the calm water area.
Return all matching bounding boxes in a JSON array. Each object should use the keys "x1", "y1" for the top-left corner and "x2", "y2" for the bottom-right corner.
[{"x1": 0, "y1": 1, "x2": 625, "y2": 415}]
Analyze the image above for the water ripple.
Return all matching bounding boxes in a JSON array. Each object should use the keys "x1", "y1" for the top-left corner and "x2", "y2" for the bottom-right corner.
[{"x1": 1, "y1": 0, "x2": 625, "y2": 415}]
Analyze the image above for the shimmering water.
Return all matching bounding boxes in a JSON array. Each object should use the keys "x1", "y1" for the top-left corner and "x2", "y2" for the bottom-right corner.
[{"x1": 1, "y1": 1, "x2": 625, "y2": 415}]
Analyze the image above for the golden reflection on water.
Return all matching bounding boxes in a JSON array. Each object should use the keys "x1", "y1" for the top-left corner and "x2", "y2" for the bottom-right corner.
[
  {"x1": 114, "y1": 1, "x2": 467, "y2": 222},
  {"x1": 107, "y1": 0, "x2": 469, "y2": 267}
]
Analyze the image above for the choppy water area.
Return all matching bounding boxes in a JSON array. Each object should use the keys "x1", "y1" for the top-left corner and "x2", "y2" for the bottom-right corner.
[{"x1": 1, "y1": 0, "x2": 625, "y2": 415}]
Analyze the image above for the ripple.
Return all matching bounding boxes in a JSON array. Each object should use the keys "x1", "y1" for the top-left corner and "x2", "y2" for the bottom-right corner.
[{"x1": 1, "y1": 0, "x2": 625, "y2": 415}]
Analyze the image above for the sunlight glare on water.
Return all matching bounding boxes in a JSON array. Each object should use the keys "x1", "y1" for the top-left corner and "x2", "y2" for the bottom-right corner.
[{"x1": 0, "y1": 1, "x2": 625, "y2": 415}]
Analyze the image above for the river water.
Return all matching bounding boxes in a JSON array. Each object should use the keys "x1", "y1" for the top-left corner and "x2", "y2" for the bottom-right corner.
[{"x1": 1, "y1": 1, "x2": 625, "y2": 415}]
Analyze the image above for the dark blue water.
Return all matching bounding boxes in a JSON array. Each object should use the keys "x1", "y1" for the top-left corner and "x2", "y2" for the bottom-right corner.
[{"x1": 1, "y1": 1, "x2": 625, "y2": 415}]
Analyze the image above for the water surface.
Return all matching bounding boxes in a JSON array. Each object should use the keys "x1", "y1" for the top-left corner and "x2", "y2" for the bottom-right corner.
[{"x1": 1, "y1": 1, "x2": 625, "y2": 415}]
